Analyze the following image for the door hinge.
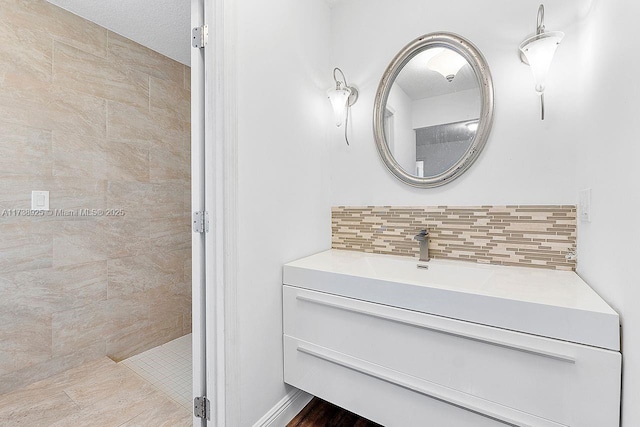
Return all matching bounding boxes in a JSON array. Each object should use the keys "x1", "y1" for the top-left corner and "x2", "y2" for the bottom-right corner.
[
  {"x1": 194, "y1": 396, "x2": 211, "y2": 420},
  {"x1": 192, "y1": 25, "x2": 208, "y2": 49},
  {"x1": 193, "y1": 211, "x2": 209, "y2": 233}
]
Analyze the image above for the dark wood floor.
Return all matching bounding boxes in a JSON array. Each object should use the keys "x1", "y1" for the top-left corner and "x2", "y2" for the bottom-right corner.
[{"x1": 288, "y1": 398, "x2": 383, "y2": 427}]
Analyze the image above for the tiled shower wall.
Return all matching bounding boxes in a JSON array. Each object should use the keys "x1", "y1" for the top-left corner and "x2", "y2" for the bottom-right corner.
[
  {"x1": 332, "y1": 206, "x2": 577, "y2": 270},
  {"x1": 0, "y1": 1, "x2": 191, "y2": 393}
]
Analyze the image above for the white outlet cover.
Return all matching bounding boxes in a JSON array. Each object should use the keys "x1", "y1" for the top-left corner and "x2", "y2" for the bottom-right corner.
[
  {"x1": 31, "y1": 191, "x2": 50, "y2": 211},
  {"x1": 579, "y1": 188, "x2": 591, "y2": 223}
]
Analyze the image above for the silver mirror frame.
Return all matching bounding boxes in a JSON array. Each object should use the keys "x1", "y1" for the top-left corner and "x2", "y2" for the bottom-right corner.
[{"x1": 373, "y1": 32, "x2": 495, "y2": 188}]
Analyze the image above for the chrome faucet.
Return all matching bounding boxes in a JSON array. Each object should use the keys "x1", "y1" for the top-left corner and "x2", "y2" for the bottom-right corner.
[{"x1": 414, "y1": 229, "x2": 430, "y2": 262}]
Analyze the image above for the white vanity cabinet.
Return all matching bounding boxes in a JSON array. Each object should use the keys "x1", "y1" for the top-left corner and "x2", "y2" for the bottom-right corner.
[{"x1": 283, "y1": 250, "x2": 622, "y2": 427}]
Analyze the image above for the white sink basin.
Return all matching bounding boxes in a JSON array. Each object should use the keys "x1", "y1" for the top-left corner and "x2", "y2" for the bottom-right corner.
[
  {"x1": 283, "y1": 249, "x2": 620, "y2": 351},
  {"x1": 330, "y1": 252, "x2": 495, "y2": 290}
]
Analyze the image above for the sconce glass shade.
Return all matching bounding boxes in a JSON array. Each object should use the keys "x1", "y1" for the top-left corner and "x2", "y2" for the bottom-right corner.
[
  {"x1": 328, "y1": 88, "x2": 351, "y2": 127},
  {"x1": 428, "y1": 49, "x2": 468, "y2": 82},
  {"x1": 519, "y1": 31, "x2": 564, "y2": 95}
]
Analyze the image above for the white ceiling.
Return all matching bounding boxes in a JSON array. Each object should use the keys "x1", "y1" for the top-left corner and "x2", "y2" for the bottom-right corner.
[
  {"x1": 395, "y1": 49, "x2": 478, "y2": 100},
  {"x1": 47, "y1": 0, "x2": 191, "y2": 66}
]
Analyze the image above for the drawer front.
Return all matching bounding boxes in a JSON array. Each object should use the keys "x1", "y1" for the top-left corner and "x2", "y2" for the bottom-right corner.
[
  {"x1": 285, "y1": 336, "x2": 509, "y2": 427},
  {"x1": 283, "y1": 286, "x2": 621, "y2": 427}
]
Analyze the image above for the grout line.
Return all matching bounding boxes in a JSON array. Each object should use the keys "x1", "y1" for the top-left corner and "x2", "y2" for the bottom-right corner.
[
  {"x1": 51, "y1": 38, "x2": 55, "y2": 79},
  {"x1": 62, "y1": 390, "x2": 83, "y2": 410},
  {"x1": 105, "y1": 100, "x2": 109, "y2": 140},
  {"x1": 119, "y1": 334, "x2": 193, "y2": 408}
]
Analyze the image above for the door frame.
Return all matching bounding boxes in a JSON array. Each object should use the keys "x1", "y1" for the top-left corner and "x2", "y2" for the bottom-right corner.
[
  {"x1": 192, "y1": 0, "x2": 239, "y2": 425},
  {"x1": 191, "y1": 0, "x2": 207, "y2": 425}
]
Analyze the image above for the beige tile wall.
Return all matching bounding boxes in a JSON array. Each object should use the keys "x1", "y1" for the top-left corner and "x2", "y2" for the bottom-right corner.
[
  {"x1": 332, "y1": 206, "x2": 577, "y2": 270},
  {"x1": 0, "y1": 0, "x2": 191, "y2": 394}
]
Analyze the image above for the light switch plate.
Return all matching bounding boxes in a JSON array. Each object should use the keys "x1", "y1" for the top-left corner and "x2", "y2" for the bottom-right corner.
[
  {"x1": 31, "y1": 191, "x2": 49, "y2": 211},
  {"x1": 579, "y1": 188, "x2": 591, "y2": 222}
]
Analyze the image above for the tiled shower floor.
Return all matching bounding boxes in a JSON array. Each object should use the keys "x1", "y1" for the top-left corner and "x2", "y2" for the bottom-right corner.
[
  {"x1": 0, "y1": 335, "x2": 193, "y2": 426},
  {"x1": 120, "y1": 334, "x2": 192, "y2": 410}
]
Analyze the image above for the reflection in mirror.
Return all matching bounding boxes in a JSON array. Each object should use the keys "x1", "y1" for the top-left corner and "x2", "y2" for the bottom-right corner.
[
  {"x1": 374, "y1": 33, "x2": 494, "y2": 188},
  {"x1": 384, "y1": 47, "x2": 481, "y2": 178}
]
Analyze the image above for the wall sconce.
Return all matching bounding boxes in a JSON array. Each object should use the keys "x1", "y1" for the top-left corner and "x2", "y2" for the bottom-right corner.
[
  {"x1": 519, "y1": 4, "x2": 564, "y2": 120},
  {"x1": 328, "y1": 67, "x2": 358, "y2": 145}
]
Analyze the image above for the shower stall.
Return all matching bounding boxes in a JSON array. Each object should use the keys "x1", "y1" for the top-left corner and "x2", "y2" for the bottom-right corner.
[{"x1": 0, "y1": 0, "x2": 194, "y2": 424}]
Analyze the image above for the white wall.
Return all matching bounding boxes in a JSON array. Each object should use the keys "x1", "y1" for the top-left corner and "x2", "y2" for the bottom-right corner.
[
  {"x1": 387, "y1": 82, "x2": 416, "y2": 173},
  {"x1": 328, "y1": 0, "x2": 592, "y2": 206},
  {"x1": 575, "y1": 1, "x2": 640, "y2": 425},
  {"x1": 235, "y1": 0, "x2": 331, "y2": 424}
]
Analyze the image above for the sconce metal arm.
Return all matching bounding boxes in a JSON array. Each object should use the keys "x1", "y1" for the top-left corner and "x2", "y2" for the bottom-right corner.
[
  {"x1": 333, "y1": 67, "x2": 347, "y2": 90},
  {"x1": 537, "y1": 4, "x2": 545, "y2": 35},
  {"x1": 332, "y1": 67, "x2": 358, "y2": 146}
]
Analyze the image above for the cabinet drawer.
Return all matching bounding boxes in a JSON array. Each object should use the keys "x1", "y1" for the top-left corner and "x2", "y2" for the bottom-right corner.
[
  {"x1": 285, "y1": 336, "x2": 511, "y2": 427},
  {"x1": 283, "y1": 286, "x2": 621, "y2": 426}
]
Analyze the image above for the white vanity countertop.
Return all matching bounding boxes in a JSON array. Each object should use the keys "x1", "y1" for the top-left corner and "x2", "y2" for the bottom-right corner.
[{"x1": 283, "y1": 249, "x2": 620, "y2": 351}]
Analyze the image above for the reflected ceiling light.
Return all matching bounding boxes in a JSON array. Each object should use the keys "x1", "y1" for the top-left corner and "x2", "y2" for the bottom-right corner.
[
  {"x1": 328, "y1": 67, "x2": 358, "y2": 146},
  {"x1": 411, "y1": 47, "x2": 444, "y2": 70},
  {"x1": 466, "y1": 120, "x2": 479, "y2": 132},
  {"x1": 519, "y1": 4, "x2": 564, "y2": 120},
  {"x1": 428, "y1": 49, "x2": 467, "y2": 82}
]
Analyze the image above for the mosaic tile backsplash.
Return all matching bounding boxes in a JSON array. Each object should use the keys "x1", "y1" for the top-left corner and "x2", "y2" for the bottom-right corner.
[{"x1": 332, "y1": 206, "x2": 577, "y2": 271}]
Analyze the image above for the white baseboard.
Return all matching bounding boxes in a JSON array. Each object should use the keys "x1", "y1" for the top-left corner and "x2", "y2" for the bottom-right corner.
[{"x1": 252, "y1": 389, "x2": 313, "y2": 427}]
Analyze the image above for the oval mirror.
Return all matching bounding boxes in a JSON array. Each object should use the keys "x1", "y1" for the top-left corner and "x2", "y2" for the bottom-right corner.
[{"x1": 373, "y1": 33, "x2": 494, "y2": 188}]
